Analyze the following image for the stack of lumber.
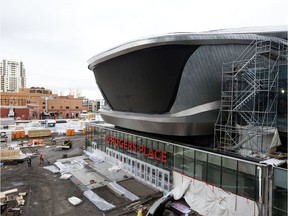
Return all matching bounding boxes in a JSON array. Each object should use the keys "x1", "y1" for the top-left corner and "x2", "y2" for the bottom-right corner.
[
  {"x1": 0, "y1": 148, "x2": 20, "y2": 159},
  {"x1": 0, "y1": 188, "x2": 26, "y2": 206}
]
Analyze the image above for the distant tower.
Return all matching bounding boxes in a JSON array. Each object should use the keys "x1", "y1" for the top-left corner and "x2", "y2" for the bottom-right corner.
[{"x1": 0, "y1": 59, "x2": 26, "y2": 92}]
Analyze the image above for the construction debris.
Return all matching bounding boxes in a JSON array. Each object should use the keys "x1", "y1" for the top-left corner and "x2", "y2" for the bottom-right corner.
[
  {"x1": 60, "y1": 173, "x2": 72, "y2": 180},
  {"x1": 0, "y1": 188, "x2": 27, "y2": 215},
  {"x1": 68, "y1": 196, "x2": 82, "y2": 206},
  {"x1": 83, "y1": 189, "x2": 115, "y2": 211},
  {"x1": 0, "y1": 188, "x2": 19, "y2": 203},
  {"x1": 107, "y1": 182, "x2": 139, "y2": 201},
  {"x1": 108, "y1": 165, "x2": 121, "y2": 172},
  {"x1": 43, "y1": 165, "x2": 60, "y2": 174},
  {"x1": 0, "y1": 148, "x2": 20, "y2": 159}
]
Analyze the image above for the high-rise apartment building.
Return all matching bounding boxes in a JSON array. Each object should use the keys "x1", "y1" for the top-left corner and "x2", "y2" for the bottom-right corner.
[{"x1": 0, "y1": 59, "x2": 26, "y2": 92}]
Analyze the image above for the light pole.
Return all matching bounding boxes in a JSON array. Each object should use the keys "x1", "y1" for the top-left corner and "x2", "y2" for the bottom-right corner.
[{"x1": 41, "y1": 96, "x2": 55, "y2": 119}]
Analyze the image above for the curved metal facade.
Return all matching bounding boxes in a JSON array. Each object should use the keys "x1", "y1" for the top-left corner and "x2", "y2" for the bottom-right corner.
[
  {"x1": 88, "y1": 27, "x2": 287, "y2": 136},
  {"x1": 93, "y1": 45, "x2": 198, "y2": 113}
]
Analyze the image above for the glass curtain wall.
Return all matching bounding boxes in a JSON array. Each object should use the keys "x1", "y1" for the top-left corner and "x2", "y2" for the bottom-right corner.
[
  {"x1": 86, "y1": 124, "x2": 270, "y2": 202},
  {"x1": 273, "y1": 167, "x2": 287, "y2": 216}
]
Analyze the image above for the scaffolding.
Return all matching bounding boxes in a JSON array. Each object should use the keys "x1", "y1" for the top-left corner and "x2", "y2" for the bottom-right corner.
[{"x1": 214, "y1": 39, "x2": 287, "y2": 157}]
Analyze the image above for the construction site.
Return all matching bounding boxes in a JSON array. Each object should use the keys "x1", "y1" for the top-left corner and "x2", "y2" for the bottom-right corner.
[
  {"x1": 0, "y1": 122, "x2": 162, "y2": 216},
  {"x1": 1, "y1": 27, "x2": 287, "y2": 216}
]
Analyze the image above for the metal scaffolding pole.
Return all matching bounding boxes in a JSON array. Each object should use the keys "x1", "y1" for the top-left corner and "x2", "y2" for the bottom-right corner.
[{"x1": 214, "y1": 39, "x2": 287, "y2": 157}]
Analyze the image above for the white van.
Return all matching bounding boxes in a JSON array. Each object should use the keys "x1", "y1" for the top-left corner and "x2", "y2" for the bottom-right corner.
[{"x1": 45, "y1": 119, "x2": 56, "y2": 127}]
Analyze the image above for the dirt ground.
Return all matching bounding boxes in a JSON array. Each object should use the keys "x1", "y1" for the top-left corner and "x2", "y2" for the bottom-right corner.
[
  {"x1": 1, "y1": 135, "x2": 162, "y2": 216},
  {"x1": 1, "y1": 135, "x2": 103, "y2": 216}
]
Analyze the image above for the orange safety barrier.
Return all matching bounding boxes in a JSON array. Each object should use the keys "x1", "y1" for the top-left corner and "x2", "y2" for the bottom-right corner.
[
  {"x1": 70, "y1": 129, "x2": 75, "y2": 136},
  {"x1": 66, "y1": 129, "x2": 71, "y2": 136},
  {"x1": 15, "y1": 131, "x2": 21, "y2": 139},
  {"x1": 20, "y1": 130, "x2": 25, "y2": 139},
  {"x1": 11, "y1": 131, "x2": 15, "y2": 140},
  {"x1": 29, "y1": 139, "x2": 43, "y2": 145}
]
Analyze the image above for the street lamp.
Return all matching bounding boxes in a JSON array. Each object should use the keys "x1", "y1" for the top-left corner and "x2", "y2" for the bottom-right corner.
[{"x1": 41, "y1": 96, "x2": 55, "y2": 118}]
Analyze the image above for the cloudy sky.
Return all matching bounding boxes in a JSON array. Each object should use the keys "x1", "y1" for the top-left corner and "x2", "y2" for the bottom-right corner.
[{"x1": 1, "y1": 0, "x2": 287, "y2": 99}]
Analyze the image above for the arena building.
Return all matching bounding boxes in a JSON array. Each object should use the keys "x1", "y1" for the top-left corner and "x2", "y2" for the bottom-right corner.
[{"x1": 86, "y1": 26, "x2": 287, "y2": 215}]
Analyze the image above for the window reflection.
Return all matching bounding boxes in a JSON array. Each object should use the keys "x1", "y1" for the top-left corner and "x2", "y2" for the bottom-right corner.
[
  {"x1": 195, "y1": 151, "x2": 207, "y2": 181},
  {"x1": 183, "y1": 149, "x2": 195, "y2": 177}
]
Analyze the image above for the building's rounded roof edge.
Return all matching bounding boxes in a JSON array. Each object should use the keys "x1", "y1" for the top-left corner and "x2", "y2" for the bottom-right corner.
[
  {"x1": 88, "y1": 26, "x2": 287, "y2": 70},
  {"x1": 202, "y1": 25, "x2": 287, "y2": 34}
]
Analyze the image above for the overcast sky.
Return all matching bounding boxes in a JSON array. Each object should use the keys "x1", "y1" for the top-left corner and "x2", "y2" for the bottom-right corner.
[{"x1": 1, "y1": 0, "x2": 288, "y2": 99}]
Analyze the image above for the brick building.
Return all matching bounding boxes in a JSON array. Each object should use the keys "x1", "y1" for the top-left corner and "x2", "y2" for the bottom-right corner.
[
  {"x1": 0, "y1": 106, "x2": 30, "y2": 120},
  {"x1": 45, "y1": 95, "x2": 88, "y2": 119},
  {"x1": 0, "y1": 87, "x2": 89, "y2": 119}
]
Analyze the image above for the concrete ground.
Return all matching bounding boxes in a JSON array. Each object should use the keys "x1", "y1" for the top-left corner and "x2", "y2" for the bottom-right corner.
[{"x1": 1, "y1": 135, "x2": 162, "y2": 216}]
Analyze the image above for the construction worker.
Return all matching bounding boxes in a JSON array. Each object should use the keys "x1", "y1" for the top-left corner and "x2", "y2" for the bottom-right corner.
[
  {"x1": 39, "y1": 154, "x2": 44, "y2": 164},
  {"x1": 137, "y1": 208, "x2": 143, "y2": 216},
  {"x1": 27, "y1": 157, "x2": 32, "y2": 167},
  {"x1": 51, "y1": 137, "x2": 56, "y2": 145}
]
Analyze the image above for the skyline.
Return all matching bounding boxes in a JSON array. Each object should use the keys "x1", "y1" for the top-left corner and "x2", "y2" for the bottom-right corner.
[{"x1": 1, "y1": 0, "x2": 288, "y2": 99}]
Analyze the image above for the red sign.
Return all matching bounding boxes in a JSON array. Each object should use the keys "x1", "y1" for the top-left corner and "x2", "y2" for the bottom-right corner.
[{"x1": 104, "y1": 134, "x2": 167, "y2": 163}]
